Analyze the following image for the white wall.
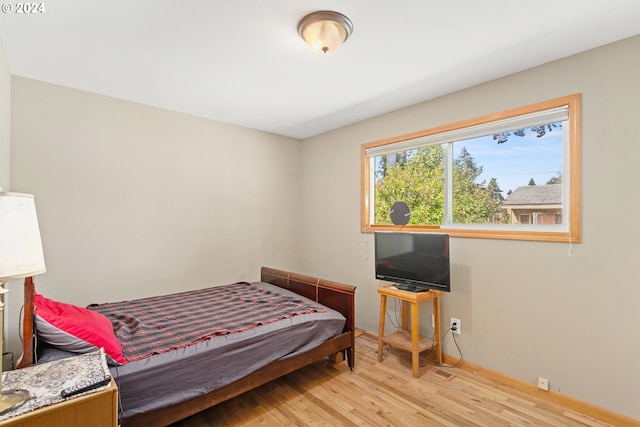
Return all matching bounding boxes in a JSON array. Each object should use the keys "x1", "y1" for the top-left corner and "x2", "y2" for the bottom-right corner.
[
  {"x1": 0, "y1": 37, "x2": 10, "y2": 369},
  {"x1": 0, "y1": 39, "x2": 9, "y2": 189},
  {"x1": 8, "y1": 77, "x2": 302, "y2": 356},
  {"x1": 298, "y1": 35, "x2": 640, "y2": 419}
]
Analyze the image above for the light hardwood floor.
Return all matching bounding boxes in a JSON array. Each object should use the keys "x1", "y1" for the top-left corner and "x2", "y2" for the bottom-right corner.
[{"x1": 170, "y1": 334, "x2": 616, "y2": 427}]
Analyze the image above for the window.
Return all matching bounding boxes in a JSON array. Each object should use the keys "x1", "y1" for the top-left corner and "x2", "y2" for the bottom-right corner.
[{"x1": 361, "y1": 94, "x2": 581, "y2": 242}]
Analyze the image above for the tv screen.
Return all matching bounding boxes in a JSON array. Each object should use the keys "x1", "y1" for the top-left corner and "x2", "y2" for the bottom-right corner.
[{"x1": 375, "y1": 232, "x2": 450, "y2": 292}]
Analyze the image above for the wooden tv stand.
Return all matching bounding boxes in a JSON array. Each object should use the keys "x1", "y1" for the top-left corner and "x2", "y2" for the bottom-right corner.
[{"x1": 377, "y1": 284, "x2": 443, "y2": 377}]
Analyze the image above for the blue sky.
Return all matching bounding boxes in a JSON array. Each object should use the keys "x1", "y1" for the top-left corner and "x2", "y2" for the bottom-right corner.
[{"x1": 452, "y1": 125, "x2": 563, "y2": 195}]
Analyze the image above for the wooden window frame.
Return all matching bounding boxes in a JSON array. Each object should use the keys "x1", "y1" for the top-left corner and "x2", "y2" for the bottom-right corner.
[{"x1": 360, "y1": 94, "x2": 581, "y2": 243}]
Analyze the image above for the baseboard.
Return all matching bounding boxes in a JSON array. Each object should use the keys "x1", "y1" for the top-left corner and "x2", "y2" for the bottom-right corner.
[
  {"x1": 365, "y1": 331, "x2": 638, "y2": 426},
  {"x1": 441, "y1": 353, "x2": 640, "y2": 427}
]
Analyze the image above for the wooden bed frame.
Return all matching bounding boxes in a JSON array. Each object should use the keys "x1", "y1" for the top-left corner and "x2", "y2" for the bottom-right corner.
[{"x1": 17, "y1": 266, "x2": 356, "y2": 427}]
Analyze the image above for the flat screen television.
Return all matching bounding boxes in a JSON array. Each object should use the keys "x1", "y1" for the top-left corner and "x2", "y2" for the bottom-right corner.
[{"x1": 375, "y1": 232, "x2": 450, "y2": 292}]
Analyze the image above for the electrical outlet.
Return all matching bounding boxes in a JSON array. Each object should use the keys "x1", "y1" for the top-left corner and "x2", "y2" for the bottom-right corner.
[
  {"x1": 538, "y1": 377, "x2": 549, "y2": 391},
  {"x1": 450, "y1": 317, "x2": 461, "y2": 335}
]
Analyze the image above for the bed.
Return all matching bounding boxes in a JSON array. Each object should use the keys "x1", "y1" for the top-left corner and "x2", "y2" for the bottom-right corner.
[{"x1": 16, "y1": 266, "x2": 356, "y2": 427}]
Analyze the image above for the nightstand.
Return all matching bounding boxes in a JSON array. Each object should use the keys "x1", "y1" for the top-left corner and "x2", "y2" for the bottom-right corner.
[
  {"x1": 0, "y1": 351, "x2": 118, "y2": 427},
  {"x1": 377, "y1": 284, "x2": 443, "y2": 377},
  {"x1": 0, "y1": 379, "x2": 118, "y2": 427}
]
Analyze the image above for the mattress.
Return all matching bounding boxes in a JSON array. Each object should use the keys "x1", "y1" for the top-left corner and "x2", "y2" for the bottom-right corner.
[{"x1": 36, "y1": 282, "x2": 346, "y2": 420}]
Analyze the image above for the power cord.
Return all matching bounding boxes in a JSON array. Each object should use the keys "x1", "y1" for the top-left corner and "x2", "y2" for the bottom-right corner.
[
  {"x1": 438, "y1": 325, "x2": 464, "y2": 368},
  {"x1": 384, "y1": 297, "x2": 403, "y2": 330}
]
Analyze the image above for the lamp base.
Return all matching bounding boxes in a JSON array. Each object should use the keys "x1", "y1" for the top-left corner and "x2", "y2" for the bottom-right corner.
[{"x1": 0, "y1": 389, "x2": 30, "y2": 414}]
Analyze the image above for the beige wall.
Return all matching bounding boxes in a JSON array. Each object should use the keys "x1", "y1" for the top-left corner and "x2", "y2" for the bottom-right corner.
[
  {"x1": 0, "y1": 39, "x2": 9, "y2": 189},
  {"x1": 299, "y1": 35, "x2": 640, "y2": 419},
  {"x1": 8, "y1": 77, "x2": 302, "y2": 356},
  {"x1": 0, "y1": 37, "x2": 10, "y2": 366}
]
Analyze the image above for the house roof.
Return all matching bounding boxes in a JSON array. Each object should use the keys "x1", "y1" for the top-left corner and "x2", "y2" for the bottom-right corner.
[{"x1": 502, "y1": 184, "x2": 562, "y2": 206}]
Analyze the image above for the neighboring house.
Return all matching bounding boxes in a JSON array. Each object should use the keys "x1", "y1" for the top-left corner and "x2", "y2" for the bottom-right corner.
[{"x1": 502, "y1": 184, "x2": 562, "y2": 225}]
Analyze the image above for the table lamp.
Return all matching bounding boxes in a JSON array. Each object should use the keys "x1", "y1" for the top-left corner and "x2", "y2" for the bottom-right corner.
[{"x1": 0, "y1": 192, "x2": 46, "y2": 413}]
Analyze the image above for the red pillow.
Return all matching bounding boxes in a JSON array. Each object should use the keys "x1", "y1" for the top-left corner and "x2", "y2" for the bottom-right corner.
[{"x1": 34, "y1": 292, "x2": 127, "y2": 365}]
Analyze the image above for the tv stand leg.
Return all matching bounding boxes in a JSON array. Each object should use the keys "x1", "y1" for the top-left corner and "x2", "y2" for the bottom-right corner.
[
  {"x1": 410, "y1": 301, "x2": 421, "y2": 377},
  {"x1": 433, "y1": 294, "x2": 442, "y2": 365},
  {"x1": 377, "y1": 294, "x2": 387, "y2": 362}
]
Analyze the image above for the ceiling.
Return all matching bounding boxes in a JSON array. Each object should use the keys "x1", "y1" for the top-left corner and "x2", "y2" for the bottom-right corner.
[{"x1": 1, "y1": 1, "x2": 640, "y2": 139}]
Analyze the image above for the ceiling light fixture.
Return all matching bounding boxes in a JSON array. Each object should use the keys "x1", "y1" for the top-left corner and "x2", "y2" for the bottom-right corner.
[{"x1": 298, "y1": 10, "x2": 353, "y2": 53}]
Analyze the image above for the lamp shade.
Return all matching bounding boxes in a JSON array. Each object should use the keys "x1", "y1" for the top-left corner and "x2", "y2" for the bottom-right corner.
[
  {"x1": 298, "y1": 11, "x2": 353, "y2": 53},
  {"x1": 0, "y1": 192, "x2": 46, "y2": 280}
]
